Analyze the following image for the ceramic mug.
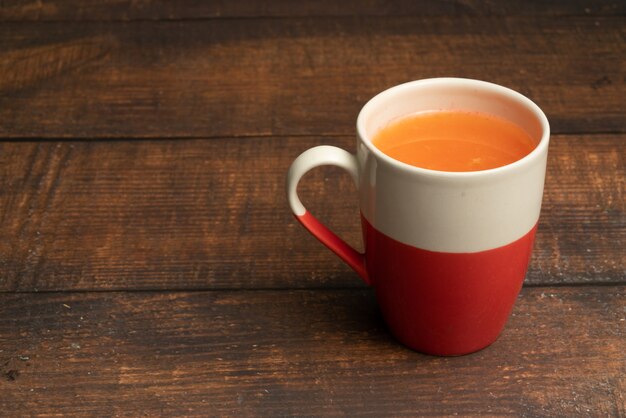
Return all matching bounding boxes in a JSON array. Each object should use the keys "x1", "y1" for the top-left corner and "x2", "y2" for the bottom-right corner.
[{"x1": 286, "y1": 78, "x2": 549, "y2": 355}]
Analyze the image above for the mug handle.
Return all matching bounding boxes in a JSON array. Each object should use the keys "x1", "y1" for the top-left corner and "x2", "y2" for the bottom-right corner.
[{"x1": 286, "y1": 146, "x2": 370, "y2": 285}]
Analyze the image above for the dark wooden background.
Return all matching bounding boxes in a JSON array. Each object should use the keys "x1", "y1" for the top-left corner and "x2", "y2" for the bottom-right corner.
[{"x1": 0, "y1": 1, "x2": 624, "y2": 416}]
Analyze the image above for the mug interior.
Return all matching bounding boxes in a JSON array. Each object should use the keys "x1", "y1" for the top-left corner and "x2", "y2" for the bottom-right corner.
[{"x1": 357, "y1": 78, "x2": 549, "y2": 174}]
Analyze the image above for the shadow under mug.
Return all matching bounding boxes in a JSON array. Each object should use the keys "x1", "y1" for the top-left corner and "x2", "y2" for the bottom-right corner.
[{"x1": 286, "y1": 78, "x2": 550, "y2": 356}]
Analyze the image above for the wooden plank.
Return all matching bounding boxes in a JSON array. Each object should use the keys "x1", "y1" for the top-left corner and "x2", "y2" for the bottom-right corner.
[
  {"x1": 1, "y1": 0, "x2": 623, "y2": 21},
  {"x1": 0, "y1": 134, "x2": 623, "y2": 291},
  {"x1": 0, "y1": 287, "x2": 623, "y2": 416},
  {"x1": 0, "y1": 17, "x2": 623, "y2": 138}
]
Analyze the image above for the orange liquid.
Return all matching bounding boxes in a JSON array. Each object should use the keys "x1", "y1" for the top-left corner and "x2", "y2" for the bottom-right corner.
[{"x1": 372, "y1": 110, "x2": 536, "y2": 172}]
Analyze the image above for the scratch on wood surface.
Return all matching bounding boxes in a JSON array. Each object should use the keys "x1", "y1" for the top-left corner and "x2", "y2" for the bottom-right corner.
[
  {"x1": 615, "y1": 377, "x2": 626, "y2": 417},
  {"x1": 0, "y1": 35, "x2": 116, "y2": 92}
]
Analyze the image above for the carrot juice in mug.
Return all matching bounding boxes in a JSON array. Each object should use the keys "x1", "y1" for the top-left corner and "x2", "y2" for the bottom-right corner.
[{"x1": 372, "y1": 110, "x2": 536, "y2": 172}]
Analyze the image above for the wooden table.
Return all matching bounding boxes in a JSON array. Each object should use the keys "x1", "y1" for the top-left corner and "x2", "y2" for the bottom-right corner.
[{"x1": 1, "y1": 1, "x2": 624, "y2": 416}]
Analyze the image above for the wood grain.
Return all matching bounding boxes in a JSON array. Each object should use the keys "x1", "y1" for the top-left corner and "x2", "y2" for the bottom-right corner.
[
  {"x1": 0, "y1": 17, "x2": 624, "y2": 138},
  {"x1": 0, "y1": 134, "x2": 623, "y2": 291},
  {"x1": 0, "y1": 3, "x2": 623, "y2": 416},
  {"x1": 0, "y1": 287, "x2": 623, "y2": 416},
  {"x1": 1, "y1": 0, "x2": 623, "y2": 21}
]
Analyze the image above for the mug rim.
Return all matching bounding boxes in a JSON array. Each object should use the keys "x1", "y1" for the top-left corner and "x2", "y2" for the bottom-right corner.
[{"x1": 356, "y1": 77, "x2": 550, "y2": 178}]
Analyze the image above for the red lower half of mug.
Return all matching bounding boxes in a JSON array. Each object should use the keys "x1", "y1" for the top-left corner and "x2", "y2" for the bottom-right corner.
[{"x1": 362, "y1": 216, "x2": 537, "y2": 356}]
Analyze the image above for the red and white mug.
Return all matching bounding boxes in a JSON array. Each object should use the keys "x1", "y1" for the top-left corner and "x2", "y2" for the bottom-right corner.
[{"x1": 286, "y1": 78, "x2": 550, "y2": 355}]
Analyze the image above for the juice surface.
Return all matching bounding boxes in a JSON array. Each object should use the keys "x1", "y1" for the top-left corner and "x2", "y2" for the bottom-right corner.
[{"x1": 372, "y1": 110, "x2": 536, "y2": 172}]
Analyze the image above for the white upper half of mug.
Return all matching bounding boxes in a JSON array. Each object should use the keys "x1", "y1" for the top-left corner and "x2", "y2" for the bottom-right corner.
[{"x1": 356, "y1": 78, "x2": 550, "y2": 253}]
